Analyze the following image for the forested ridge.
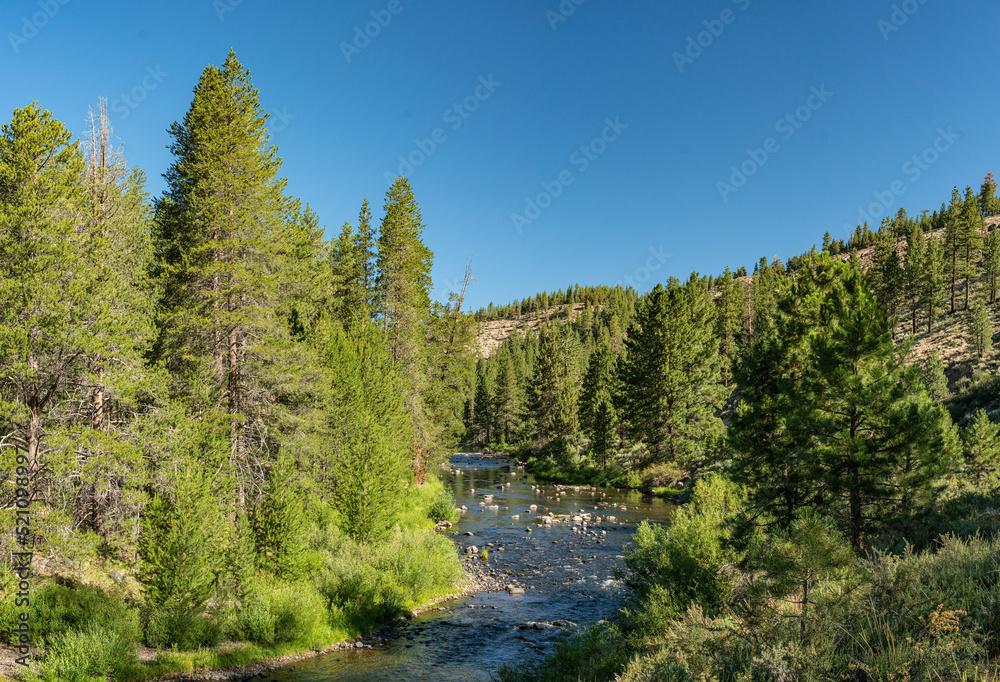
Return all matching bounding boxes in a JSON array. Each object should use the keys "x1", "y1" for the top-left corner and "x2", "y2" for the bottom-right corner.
[
  {"x1": 488, "y1": 179, "x2": 1000, "y2": 680},
  {"x1": 0, "y1": 52, "x2": 474, "y2": 680}
]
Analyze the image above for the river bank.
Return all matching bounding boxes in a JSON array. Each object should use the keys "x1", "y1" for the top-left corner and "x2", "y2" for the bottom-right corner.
[{"x1": 258, "y1": 453, "x2": 674, "y2": 681}]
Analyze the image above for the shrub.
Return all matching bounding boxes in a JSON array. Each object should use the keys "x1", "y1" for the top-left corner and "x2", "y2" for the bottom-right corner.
[
  {"x1": 28, "y1": 624, "x2": 140, "y2": 682},
  {"x1": 30, "y1": 583, "x2": 140, "y2": 648},
  {"x1": 427, "y1": 489, "x2": 458, "y2": 524},
  {"x1": 145, "y1": 606, "x2": 222, "y2": 650}
]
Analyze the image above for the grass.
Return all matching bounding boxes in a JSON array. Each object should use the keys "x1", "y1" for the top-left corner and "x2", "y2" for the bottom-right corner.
[{"x1": 8, "y1": 476, "x2": 465, "y2": 682}]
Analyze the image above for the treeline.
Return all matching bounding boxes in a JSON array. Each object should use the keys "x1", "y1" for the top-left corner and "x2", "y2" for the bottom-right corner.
[
  {"x1": 472, "y1": 174, "x2": 1000, "y2": 487},
  {"x1": 0, "y1": 52, "x2": 472, "y2": 677},
  {"x1": 473, "y1": 284, "x2": 639, "y2": 322}
]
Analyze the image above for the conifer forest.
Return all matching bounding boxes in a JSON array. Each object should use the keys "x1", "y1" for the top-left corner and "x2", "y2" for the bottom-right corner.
[{"x1": 7, "y1": 9, "x2": 1000, "y2": 682}]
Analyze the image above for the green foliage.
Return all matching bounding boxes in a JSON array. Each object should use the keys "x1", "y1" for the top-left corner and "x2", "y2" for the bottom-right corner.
[
  {"x1": 29, "y1": 583, "x2": 140, "y2": 648},
  {"x1": 317, "y1": 526, "x2": 461, "y2": 634},
  {"x1": 252, "y1": 455, "x2": 308, "y2": 580},
  {"x1": 963, "y1": 409, "x2": 1000, "y2": 484},
  {"x1": 321, "y1": 321, "x2": 410, "y2": 542},
  {"x1": 28, "y1": 624, "x2": 141, "y2": 682},
  {"x1": 619, "y1": 276, "x2": 723, "y2": 468},
  {"x1": 427, "y1": 488, "x2": 459, "y2": 523},
  {"x1": 229, "y1": 579, "x2": 331, "y2": 649},
  {"x1": 969, "y1": 298, "x2": 994, "y2": 361},
  {"x1": 138, "y1": 463, "x2": 225, "y2": 641},
  {"x1": 731, "y1": 254, "x2": 956, "y2": 547},
  {"x1": 622, "y1": 475, "x2": 743, "y2": 610}
]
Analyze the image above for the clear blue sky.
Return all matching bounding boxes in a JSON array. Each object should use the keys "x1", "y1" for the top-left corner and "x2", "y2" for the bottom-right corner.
[{"x1": 4, "y1": 1, "x2": 999, "y2": 310}]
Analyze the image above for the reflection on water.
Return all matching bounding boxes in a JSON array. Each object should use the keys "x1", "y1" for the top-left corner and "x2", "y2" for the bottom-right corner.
[{"x1": 270, "y1": 454, "x2": 674, "y2": 682}]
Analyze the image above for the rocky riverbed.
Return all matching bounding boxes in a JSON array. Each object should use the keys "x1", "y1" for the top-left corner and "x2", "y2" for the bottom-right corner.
[{"x1": 262, "y1": 453, "x2": 674, "y2": 682}]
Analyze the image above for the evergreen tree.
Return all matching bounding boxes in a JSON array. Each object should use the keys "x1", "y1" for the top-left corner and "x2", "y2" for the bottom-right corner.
[
  {"x1": 0, "y1": 103, "x2": 91, "y2": 503},
  {"x1": 152, "y1": 51, "x2": 293, "y2": 508},
  {"x1": 960, "y1": 185, "x2": 984, "y2": 310},
  {"x1": 715, "y1": 267, "x2": 745, "y2": 388},
  {"x1": 943, "y1": 186, "x2": 963, "y2": 314},
  {"x1": 983, "y1": 229, "x2": 1000, "y2": 305},
  {"x1": 252, "y1": 454, "x2": 307, "y2": 579},
  {"x1": 731, "y1": 255, "x2": 955, "y2": 548},
  {"x1": 905, "y1": 223, "x2": 927, "y2": 335},
  {"x1": 532, "y1": 323, "x2": 582, "y2": 451},
  {"x1": 375, "y1": 176, "x2": 434, "y2": 468},
  {"x1": 963, "y1": 409, "x2": 1000, "y2": 484},
  {"x1": 870, "y1": 228, "x2": 904, "y2": 318},
  {"x1": 620, "y1": 276, "x2": 723, "y2": 467},
  {"x1": 322, "y1": 322, "x2": 410, "y2": 542},
  {"x1": 968, "y1": 299, "x2": 993, "y2": 362},
  {"x1": 922, "y1": 234, "x2": 946, "y2": 333},
  {"x1": 493, "y1": 349, "x2": 521, "y2": 444},
  {"x1": 473, "y1": 360, "x2": 495, "y2": 445},
  {"x1": 981, "y1": 173, "x2": 1000, "y2": 217},
  {"x1": 922, "y1": 349, "x2": 950, "y2": 402},
  {"x1": 139, "y1": 463, "x2": 225, "y2": 627},
  {"x1": 355, "y1": 198, "x2": 376, "y2": 314}
]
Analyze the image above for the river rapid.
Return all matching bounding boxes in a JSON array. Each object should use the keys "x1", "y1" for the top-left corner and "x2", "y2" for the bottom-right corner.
[{"x1": 269, "y1": 453, "x2": 675, "y2": 682}]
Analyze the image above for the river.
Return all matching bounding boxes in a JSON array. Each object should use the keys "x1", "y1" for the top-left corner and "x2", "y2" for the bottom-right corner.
[{"x1": 269, "y1": 453, "x2": 675, "y2": 682}]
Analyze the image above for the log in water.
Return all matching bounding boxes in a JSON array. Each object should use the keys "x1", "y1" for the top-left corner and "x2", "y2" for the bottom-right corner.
[{"x1": 269, "y1": 453, "x2": 675, "y2": 682}]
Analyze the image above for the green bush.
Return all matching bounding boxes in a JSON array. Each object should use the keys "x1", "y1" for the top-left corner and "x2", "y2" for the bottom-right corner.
[
  {"x1": 145, "y1": 606, "x2": 221, "y2": 650},
  {"x1": 28, "y1": 624, "x2": 140, "y2": 682},
  {"x1": 30, "y1": 583, "x2": 140, "y2": 648},
  {"x1": 427, "y1": 489, "x2": 458, "y2": 524},
  {"x1": 318, "y1": 526, "x2": 461, "y2": 634}
]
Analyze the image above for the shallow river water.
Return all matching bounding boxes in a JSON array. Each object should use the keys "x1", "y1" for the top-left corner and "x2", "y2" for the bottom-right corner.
[{"x1": 270, "y1": 454, "x2": 675, "y2": 681}]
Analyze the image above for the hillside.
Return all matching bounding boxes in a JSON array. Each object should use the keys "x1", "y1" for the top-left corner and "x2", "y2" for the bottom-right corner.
[{"x1": 476, "y1": 215, "x2": 1000, "y2": 382}]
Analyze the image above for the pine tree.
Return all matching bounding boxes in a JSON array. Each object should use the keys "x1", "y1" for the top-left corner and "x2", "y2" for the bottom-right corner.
[
  {"x1": 620, "y1": 276, "x2": 723, "y2": 467},
  {"x1": 139, "y1": 463, "x2": 225, "y2": 624},
  {"x1": 943, "y1": 186, "x2": 963, "y2": 314},
  {"x1": 473, "y1": 360, "x2": 495, "y2": 445},
  {"x1": 968, "y1": 299, "x2": 993, "y2": 362},
  {"x1": 590, "y1": 392, "x2": 618, "y2": 468},
  {"x1": 983, "y1": 229, "x2": 1000, "y2": 305},
  {"x1": 152, "y1": 51, "x2": 293, "y2": 508},
  {"x1": 532, "y1": 323, "x2": 582, "y2": 451},
  {"x1": 715, "y1": 267, "x2": 745, "y2": 388},
  {"x1": 375, "y1": 175, "x2": 434, "y2": 466},
  {"x1": 731, "y1": 255, "x2": 955, "y2": 547},
  {"x1": 252, "y1": 454, "x2": 307, "y2": 579},
  {"x1": 963, "y1": 409, "x2": 1000, "y2": 484},
  {"x1": 922, "y1": 234, "x2": 945, "y2": 333},
  {"x1": 322, "y1": 321, "x2": 410, "y2": 542},
  {"x1": 494, "y1": 349, "x2": 521, "y2": 444},
  {"x1": 905, "y1": 223, "x2": 927, "y2": 335},
  {"x1": 961, "y1": 185, "x2": 984, "y2": 310},
  {"x1": 0, "y1": 103, "x2": 92, "y2": 503},
  {"x1": 922, "y1": 349, "x2": 950, "y2": 402},
  {"x1": 355, "y1": 198, "x2": 376, "y2": 314},
  {"x1": 981, "y1": 173, "x2": 1000, "y2": 217},
  {"x1": 870, "y1": 227, "x2": 904, "y2": 318}
]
